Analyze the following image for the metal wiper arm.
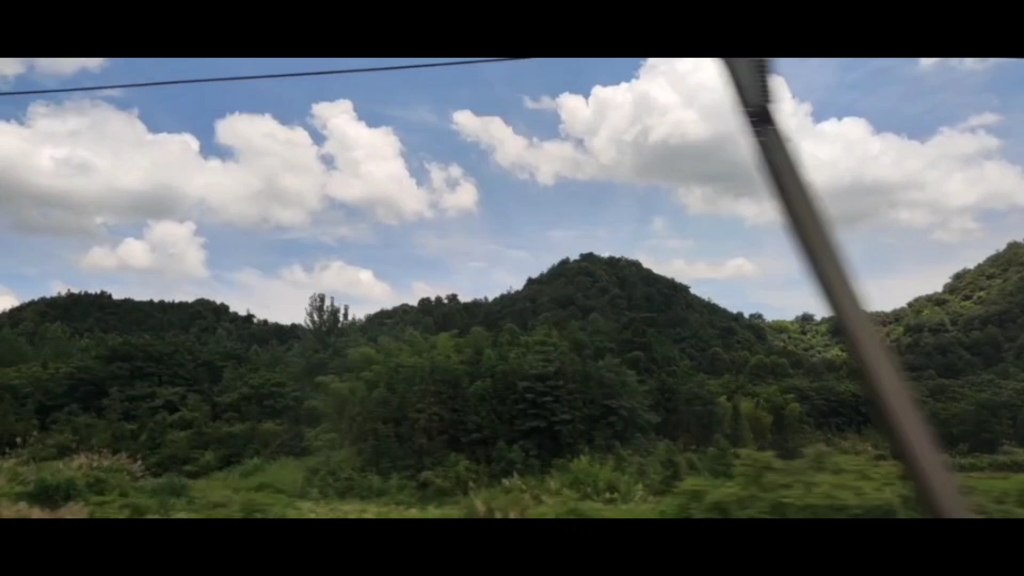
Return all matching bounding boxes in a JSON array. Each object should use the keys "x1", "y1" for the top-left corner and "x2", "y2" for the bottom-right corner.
[{"x1": 721, "y1": 58, "x2": 971, "y2": 518}]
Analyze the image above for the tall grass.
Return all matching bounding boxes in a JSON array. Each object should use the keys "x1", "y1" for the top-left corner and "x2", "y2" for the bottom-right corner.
[{"x1": 2, "y1": 444, "x2": 1022, "y2": 518}]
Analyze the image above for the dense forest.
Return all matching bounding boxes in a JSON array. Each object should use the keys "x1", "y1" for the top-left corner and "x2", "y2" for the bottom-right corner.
[{"x1": 2, "y1": 242, "x2": 1024, "y2": 517}]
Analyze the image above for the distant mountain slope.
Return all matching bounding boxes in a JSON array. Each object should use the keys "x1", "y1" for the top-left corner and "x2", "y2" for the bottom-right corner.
[
  {"x1": 879, "y1": 241, "x2": 1024, "y2": 378},
  {"x1": 0, "y1": 291, "x2": 302, "y2": 348},
  {"x1": 360, "y1": 253, "x2": 778, "y2": 373},
  {"x1": 3, "y1": 246, "x2": 1023, "y2": 470},
  {"x1": 3, "y1": 242, "x2": 1021, "y2": 380}
]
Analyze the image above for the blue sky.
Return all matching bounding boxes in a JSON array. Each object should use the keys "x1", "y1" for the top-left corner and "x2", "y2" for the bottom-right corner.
[{"x1": 1, "y1": 58, "x2": 1023, "y2": 323}]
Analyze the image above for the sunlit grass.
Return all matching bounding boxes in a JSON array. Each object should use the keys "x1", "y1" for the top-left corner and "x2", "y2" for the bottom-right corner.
[{"x1": 2, "y1": 447, "x2": 1023, "y2": 518}]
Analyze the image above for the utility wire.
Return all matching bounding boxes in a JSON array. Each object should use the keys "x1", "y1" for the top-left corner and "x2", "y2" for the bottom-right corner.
[{"x1": 0, "y1": 57, "x2": 533, "y2": 98}]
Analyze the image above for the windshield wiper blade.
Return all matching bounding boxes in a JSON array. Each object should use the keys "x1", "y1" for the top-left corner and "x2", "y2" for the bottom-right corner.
[{"x1": 721, "y1": 57, "x2": 971, "y2": 518}]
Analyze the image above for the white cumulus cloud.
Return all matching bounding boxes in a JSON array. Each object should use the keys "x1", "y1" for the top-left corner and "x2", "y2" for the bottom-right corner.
[
  {"x1": 0, "y1": 58, "x2": 107, "y2": 79},
  {"x1": 641, "y1": 255, "x2": 760, "y2": 281},
  {"x1": 452, "y1": 58, "x2": 1024, "y2": 243},
  {"x1": 215, "y1": 260, "x2": 400, "y2": 323},
  {"x1": 919, "y1": 58, "x2": 1004, "y2": 71},
  {"x1": 0, "y1": 98, "x2": 478, "y2": 237},
  {"x1": 0, "y1": 286, "x2": 18, "y2": 312},
  {"x1": 411, "y1": 281, "x2": 445, "y2": 299},
  {"x1": 81, "y1": 220, "x2": 209, "y2": 279}
]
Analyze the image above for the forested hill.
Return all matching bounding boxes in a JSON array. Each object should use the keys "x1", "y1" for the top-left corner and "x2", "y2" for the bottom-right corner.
[
  {"x1": 358, "y1": 253, "x2": 777, "y2": 373},
  {"x1": 881, "y1": 240, "x2": 1024, "y2": 379},
  {"x1": 0, "y1": 291, "x2": 302, "y2": 346},
  {"x1": 1, "y1": 246, "x2": 1023, "y2": 481}
]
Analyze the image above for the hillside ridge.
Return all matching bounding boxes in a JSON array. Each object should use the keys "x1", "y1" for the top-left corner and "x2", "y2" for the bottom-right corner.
[{"x1": 0, "y1": 244, "x2": 1022, "y2": 488}]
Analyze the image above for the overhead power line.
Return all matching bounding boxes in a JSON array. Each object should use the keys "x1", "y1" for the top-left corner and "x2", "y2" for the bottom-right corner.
[{"x1": 0, "y1": 57, "x2": 533, "y2": 98}]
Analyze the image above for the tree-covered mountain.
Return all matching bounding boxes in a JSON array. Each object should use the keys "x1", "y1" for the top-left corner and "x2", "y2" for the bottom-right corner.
[
  {"x1": 1, "y1": 243, "x2": 1023, "y2": 485},
  {"x1": 360, "y1": 254, "x2": 778, "y2": 371},
  {"x1": 880, "y1": 241, "x2": 1024, "y2": 380}
]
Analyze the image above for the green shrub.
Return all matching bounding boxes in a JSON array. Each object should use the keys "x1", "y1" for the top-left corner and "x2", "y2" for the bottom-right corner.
[
  {"x1": 21, "y1": 473, "x2": 84, "y2": 509},
  {"x1": 663, "y1": 449, "x2": 916, "y2": 518},
  {"x1": 416, "y1": 454, "x2": 485, "y2": 499},
  {"x1": 955, "y1": 447, "x2": 1024, "y2": 473},
  {"x1": 549, "y1": 453, "x2": 646, "y2": 504},
  {"x1": 302, "y1": 451, "x2": 414, "y2": 501},
  {"x1": 146, "y1": 475, "x2": 191, "y2": 500}
]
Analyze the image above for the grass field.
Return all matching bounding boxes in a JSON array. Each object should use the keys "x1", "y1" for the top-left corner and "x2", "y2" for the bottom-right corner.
[{"x1": 3, "y1": 446, "x2": 1023, "y2": 518}]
